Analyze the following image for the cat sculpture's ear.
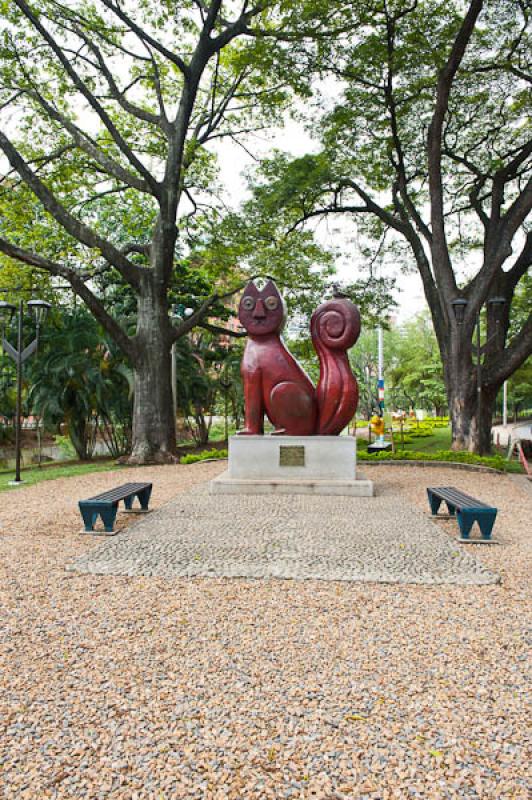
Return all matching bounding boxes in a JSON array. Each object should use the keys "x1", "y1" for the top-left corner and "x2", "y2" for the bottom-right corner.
[
  {"x1": 261, "y1": 279, "x2": 282, "y2": 299},
  {"x1": 243, "y1": 281, "x2": 260, "y2": 297}
]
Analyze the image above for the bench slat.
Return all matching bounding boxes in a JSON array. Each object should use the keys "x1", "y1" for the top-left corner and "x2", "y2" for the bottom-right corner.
[
  {"x1": 428, "y1": 486, "x2": 495, "y2": 511},
  {"x1": 82, "y1": 482, "x2": 152, "y2": 505}
]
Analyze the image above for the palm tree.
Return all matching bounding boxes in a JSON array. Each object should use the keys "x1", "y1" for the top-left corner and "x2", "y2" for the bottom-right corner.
[{"x1": 29, "y1": 310, "x2": 132, "y2": 459}]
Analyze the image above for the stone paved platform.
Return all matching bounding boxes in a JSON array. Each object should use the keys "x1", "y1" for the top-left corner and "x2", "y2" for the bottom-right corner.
[{"x1": 68, "y1": 484, "x2": 500, "y2": 585}]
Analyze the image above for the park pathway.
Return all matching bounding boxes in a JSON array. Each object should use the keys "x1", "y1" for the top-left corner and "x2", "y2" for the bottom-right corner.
[{"x1": 69, "y1": 481, "x2": 499, "y2": 585}]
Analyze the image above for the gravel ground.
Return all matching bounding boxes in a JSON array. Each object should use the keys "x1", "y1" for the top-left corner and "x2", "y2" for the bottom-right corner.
[
  {"x1": 68, "y1": 485, "x2": 499, "y2": 586},
  {"x1": 0, "y1": 462, "x2": 530, "y2": 799}
]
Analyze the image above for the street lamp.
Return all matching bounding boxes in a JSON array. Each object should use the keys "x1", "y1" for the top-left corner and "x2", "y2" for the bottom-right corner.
[
  {"x1": 451, "y1": 295, "x2": 506, "y2": 447},
  {"x1": 220, "y1": 372, "x2": 233, "y2": 443},
  {"x1": 0, "y1": 298, "x2": 52, "y2": 484},
  {"x1": 171, "y1": 304, "x2": 194, "y2": 423}
]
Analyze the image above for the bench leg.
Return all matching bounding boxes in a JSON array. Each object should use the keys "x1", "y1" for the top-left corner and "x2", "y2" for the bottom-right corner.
[
  {"x1": 137, "y1": 485, "x2": 152, "y2": 511},
  {"x1": 427, "y1": 491, "x2": 442, "y2": 515},
  {"x1": 456, "y1": 511, "x2": 475, "y2": 539},
  {"x1": 79, "y1": 506, "x2": 98, "y2": 532},
  {"x1": 124, "y1": 495, "x2": 134, "y2": 510},
  {"x1": 478, "y1": 512, "x2": 496, "y2": 540},
  {"x1": 444, "y1": 502, "x2": 456, "y2": 516},
  {"x1": 100, "y1": 506, "x2": 118, "y2": 533}
]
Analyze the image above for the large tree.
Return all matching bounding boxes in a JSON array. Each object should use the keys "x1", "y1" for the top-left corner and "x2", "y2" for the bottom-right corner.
[
  {"x1": 0, "y1": 0, "x2": 340, "y2": 462},
  {"x1": 248, "y1": 0, "x2": 531, "y2": 452}
]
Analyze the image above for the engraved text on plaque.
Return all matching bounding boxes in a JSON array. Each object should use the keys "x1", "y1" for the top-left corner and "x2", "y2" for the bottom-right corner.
[{"x1": 279, "y1": 445, "x2": 305, "y2": 467}]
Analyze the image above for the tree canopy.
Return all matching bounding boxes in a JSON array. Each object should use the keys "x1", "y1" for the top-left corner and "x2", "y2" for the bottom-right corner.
[{"x1": 243, "y1": 0, "x2": 531, "y2": 451}]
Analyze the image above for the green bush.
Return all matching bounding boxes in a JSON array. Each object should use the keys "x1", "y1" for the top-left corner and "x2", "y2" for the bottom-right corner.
[
  {"x1": 0, "y1": 425, "x2": 14, "y2": 445},
  {"x1": 388, "y1": 433, "x2": 414, "y2": 443},
  {"x1": 358, "y1": 447, "x2": 514, "y2": 471},
  {"x1": 54, "y1": 434, "x2": 76, "y2": 459},
  {"x1": 180, "y1": 448, "x2": 228, "y2": 464}
]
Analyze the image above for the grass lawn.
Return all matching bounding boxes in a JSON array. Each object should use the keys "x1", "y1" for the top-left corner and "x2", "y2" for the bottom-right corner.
[
  {"x1": 0, "y1": 459, "x2": 122, "y2": 493},
  {"x1": 394, "y1": 425, "x2": 452, "y2": 453}
]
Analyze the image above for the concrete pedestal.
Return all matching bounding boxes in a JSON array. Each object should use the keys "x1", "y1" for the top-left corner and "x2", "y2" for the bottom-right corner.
[{"x1": 210, "y1": 435, "x2": 374, "y2": 496}]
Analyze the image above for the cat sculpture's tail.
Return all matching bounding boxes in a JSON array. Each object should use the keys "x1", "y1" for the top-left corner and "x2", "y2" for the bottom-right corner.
[{"x1": 310, "y1": 297, "x2": 361, "y2": 435}]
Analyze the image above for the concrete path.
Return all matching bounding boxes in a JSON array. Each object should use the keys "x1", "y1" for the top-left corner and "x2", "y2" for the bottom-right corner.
[{"x1": 69, "y1": 483, "x2": 499, "y2": 586}]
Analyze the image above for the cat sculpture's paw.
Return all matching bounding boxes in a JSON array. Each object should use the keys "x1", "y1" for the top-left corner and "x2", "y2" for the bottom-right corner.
[
  {"x1": 270, "y1": 428, "x2": 287, "y2": 436},
  {"x1": 236, "y1": 428, "x2": 263, "y2": 436}
]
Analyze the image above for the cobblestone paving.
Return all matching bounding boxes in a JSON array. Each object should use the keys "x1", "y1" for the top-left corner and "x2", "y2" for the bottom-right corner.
[{"x1": 69, "y1": 484, "x2": 499, "y2": 585}]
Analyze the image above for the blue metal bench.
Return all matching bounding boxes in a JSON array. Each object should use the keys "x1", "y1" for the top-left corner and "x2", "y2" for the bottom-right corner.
[
  {"x1": 79, "y1": 482, "x2": 152, "y2": 533},
  {"x1": 427, "y1": 486, "x2": 497, "y2": 541}
]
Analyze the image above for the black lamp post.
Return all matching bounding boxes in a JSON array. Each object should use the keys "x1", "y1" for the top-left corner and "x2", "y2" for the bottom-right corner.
[
  {"x1": 171, "y1": 304, "x2": 194, "y2": 424},
  {"x1": 451, "y1": 296, "x2": 506, "y2": 446},
  {"x1": 220, "y1": 373, "x2": 233, "y2": 443},
  {"x1": 0, "y1": 299, "x2": 52, "y2": 484}
]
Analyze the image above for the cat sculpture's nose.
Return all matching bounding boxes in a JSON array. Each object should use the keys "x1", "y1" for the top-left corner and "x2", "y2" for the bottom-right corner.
[{"x1": 252, "y1": 299, "x2": 266, "y2": 318}]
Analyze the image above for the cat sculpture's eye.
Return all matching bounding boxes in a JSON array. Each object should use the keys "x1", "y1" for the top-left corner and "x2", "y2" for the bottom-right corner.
[
  {"x1": 265, "y1": 296, "x2": 279, "y2": 310},
  {"x1": 242, "y1": 296, "x2": 255, "y2": 310}
]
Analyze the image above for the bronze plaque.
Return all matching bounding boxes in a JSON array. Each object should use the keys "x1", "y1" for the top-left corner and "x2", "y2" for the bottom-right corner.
[{"x1": 279, "y1": 445, "x2": 305, "y2": 467}]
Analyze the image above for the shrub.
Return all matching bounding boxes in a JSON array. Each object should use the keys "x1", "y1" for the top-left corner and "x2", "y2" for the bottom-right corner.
[
  {"x1": 180, "y1": 448, "x2": 228, "y2": 464},
  {"x1": 358, "y1": 447, "x2": 513, "y2": 471},
  {"x1": 0, "y1": 425, "x2": 14, "y2": 446}
]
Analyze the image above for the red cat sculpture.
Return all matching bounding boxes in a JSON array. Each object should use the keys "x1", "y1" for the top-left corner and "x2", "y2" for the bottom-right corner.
[{"x1": 238, "y1": 280, "x2": 360, "y2": 436}]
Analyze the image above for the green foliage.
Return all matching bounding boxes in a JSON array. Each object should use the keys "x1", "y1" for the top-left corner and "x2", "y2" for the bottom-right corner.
[
  {"x1": 387, "y1": 313, "x2": 447, "y2": 414},
  {"x1": 175, "y1": 333, "x2": 243, "y2": 446},
  {"x1": 502, "y1": 358, "x2": 532, "y2": 420},
  {"x1": 53, "y1": 434, "x2": 76, "y2": 459},
  {"x1": 28, "y1": 309, "x2": 132, "y2": 459},
  {"x1": 0, "y1": 422, "x2": 13, "y2": 445},
  {"x1": 358, "y1": 447, "x2": 518, "y2": 472},
  {"x1": 180, "y1": 447, "x2": 228, "y2": 464},
  {"x1": 0, "y1": 0, "x2": 319, "y2": 291}
]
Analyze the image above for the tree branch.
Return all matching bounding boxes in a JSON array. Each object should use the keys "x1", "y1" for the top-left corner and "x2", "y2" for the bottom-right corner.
[
  {"x1": 485, "y1": 312, "x2": 532, "y2": 386},
  {"x1": 22, "y1": 87, "x2": 152, "y2": 194},
  {"x1": 70, "y1": 28, "x2": 165, "y2": 129},
  {"x1": 383, "y1": 5, "x2": 432, "y2": 244},
  {"x1": 199, "y1": 322, "x2": 245, "y2": 337},
  {"x1": 427, "y1": 0, "x2": 484, "y2": 299},
  {"x1": 0, "y1": 236, "x2": 134, "y2": 358},
  {"x1": 0, "y1": 130, "x2": 144, "y2": 289},
  {"x1": 99, "y1": 0, "x2": 189, "y2": 75},
  {"x1": 14, "y1": 0, "x2": 159, "y2": 193},
  {"x1": 170, "y1": 275, "x2": 259, "y2": 342},
  {"x1": 503, "y1": 230, "x2": 532, "y2": 294}
]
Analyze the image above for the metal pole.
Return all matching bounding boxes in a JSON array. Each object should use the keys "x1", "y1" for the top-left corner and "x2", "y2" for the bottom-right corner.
[
  {"x1": 377, "y1": 326, "x2": 384, "y2": 443},
  {"x1": 476, "y1": 313, "x2": 482, "y2": 450},
  {"x1": 377, "y1": 326, "x2": 384, "y2": 386},
  {"x1": 171, "y1": 341, "x2": 177, "y2": 423},
  {"x1": 224, "y1": 389, "x2": 228, "y2": 443},
  {"x1": 14, "y1": 300, "x2": 23, "y2": 483},
  {"x1": 503, "y1": 380, "x2": 507, "y2": 427}
]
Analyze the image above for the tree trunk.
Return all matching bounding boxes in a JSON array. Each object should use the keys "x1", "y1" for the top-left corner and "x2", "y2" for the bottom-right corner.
[
  {"x1": 469, "y1": 385, "x2": 498, "y2": 455},
  {"x1": 128, "y1": 287, "x2": 177, "y2": 464},
  {"x1": 446, "y1": 347, "x2": 499, "y2": 455}
]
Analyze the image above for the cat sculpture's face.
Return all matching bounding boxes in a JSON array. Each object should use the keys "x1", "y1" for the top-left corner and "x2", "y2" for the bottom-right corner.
[{"x1": 238, "y1": 280, "x2": 286, "y2": 336}]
